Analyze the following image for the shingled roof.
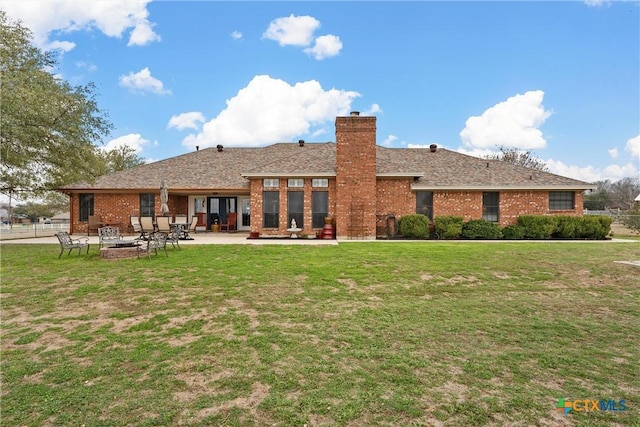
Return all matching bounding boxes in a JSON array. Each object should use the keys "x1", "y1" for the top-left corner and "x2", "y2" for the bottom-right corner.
[
  {"x1": 59, "y1": 142, "x2": 592, "y2": 192},
  {"x1": 376, "y1": 147, "x2": 593, "y2": 190}
]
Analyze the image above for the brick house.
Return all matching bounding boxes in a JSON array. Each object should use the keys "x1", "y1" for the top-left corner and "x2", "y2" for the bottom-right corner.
[{"x1": 59, "y1": 113, "x2": 593, "y2": 238}]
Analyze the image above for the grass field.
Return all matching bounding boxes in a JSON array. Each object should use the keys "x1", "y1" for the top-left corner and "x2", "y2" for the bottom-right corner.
[{"x1": 1, "y1": 242, "x2": 638, "y2": 426}]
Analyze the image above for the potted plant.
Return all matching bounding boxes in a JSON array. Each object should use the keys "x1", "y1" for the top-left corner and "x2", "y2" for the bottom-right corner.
[{"x1": 211, "y1": 214, "x2": 220, "y2": 232}]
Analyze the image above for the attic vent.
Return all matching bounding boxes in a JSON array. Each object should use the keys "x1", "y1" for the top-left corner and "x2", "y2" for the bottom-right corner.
[
  {"x1": 350, "y1": 111, "x2": 360, "y2": 117},
  {"x1": 216, "y1": 144, "x2": 223, "y2": 152},
  {"x1": 299, "y1": 139, "x2": 305, "y2": 147},
  {"x1": 429, "y1": 144, "x2": 437, "y2": 153}
]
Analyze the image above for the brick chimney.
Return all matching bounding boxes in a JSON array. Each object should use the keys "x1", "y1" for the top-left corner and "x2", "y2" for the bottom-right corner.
[{"x1": 335, "y1": 113, "x2": 377, "y2": 239}]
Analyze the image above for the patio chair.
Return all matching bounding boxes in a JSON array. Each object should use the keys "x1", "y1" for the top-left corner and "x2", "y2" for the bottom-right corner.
[
  {"x1": 219, "y1": 212, "x2": 237, "y2": 232},
  {"x1": 98, "y1": 226, "x2": 124, "y2": 248},
  {"x1": 137, "y1": 231, "x2": 168, "y2": 259},
  {"x1": 156, "y1": 216, "x2": 171, "y2": 233},
  {"x1": 55, "y1": 231, "x2": 90, "y2": 258},
  {"x1": 130, "y1": 216, "x2": 143, "y2": 239},
  {"x1": 167, "y1": 226, "x2": 181, "y2": 249},
  {"x1": 174, "y1": 214, "x2": 188, "y2": 225},
  {"x1": 180, "y1": 215, "x2": 198, "y2": 240},
  {"x1": 88, "y1": 215, "x2": 101, "y2": 236},
  {"x1": 139, "y1": 216, "x2": 155, "y2": 240},
  {"x1": 156, "y1": 216, "x2": 180, "y2": 249}
]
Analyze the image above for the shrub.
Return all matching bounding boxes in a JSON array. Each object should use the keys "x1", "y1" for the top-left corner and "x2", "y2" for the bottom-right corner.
[
  {"x1": 502, "y1": 225, "x2": 526, "y2": 240},
  {"x1": 577, "y1": 215, "x2": 610, "y2": 239},
  {"x1": 434, "y1": 216, "x2": 463, "y2": 239},
  {"x1": 398, "y1": 214, "x2": 429, "y2": 239},
  {"x1": 553, "y1": 216, "x2": 580, "y2": 239},
  {"x1": 517, "y1": 215, "x2": 557, "y2": 239},
  {"x1": 461, "y1": 219, "x2": 503, "y2": 239}
]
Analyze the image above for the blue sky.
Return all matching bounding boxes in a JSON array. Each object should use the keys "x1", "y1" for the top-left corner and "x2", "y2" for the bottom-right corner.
[{"x1": 3, "y1": 0, "x2": 639, "y2": 184}]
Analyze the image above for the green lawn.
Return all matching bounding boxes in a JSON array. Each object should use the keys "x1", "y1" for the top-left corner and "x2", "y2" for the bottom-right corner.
[{"x1": 1, "y1": 242, "x2": 638, "y2": 426}]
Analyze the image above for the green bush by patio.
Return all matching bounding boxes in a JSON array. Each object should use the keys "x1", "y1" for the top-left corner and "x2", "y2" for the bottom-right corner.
[
  {"x1": 398, "y1": 214, "x2": 430, "y2": 239},
  {"x1": 461, "y1": 219, "x2": 503, "y2": 239}
]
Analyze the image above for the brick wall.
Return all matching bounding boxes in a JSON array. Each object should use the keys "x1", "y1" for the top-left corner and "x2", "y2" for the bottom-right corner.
[
  {"x1": 250, "y1": 178, "x2": 337, "y2": 236},
  {"x1": 433, "y1": 191, "x2": 483, "y2": 222},
  {"x1": 70, "y1": 193, "x2": 140, "y2": 234},
  {"x1": 69, "y1": 192, "x2": 190, "y2": 234},
  {"x1": 429, "y1": 190, "x2": 584, "y2": 226},
  {"x1": 335, "y1": 114, "x2": 377, "y2": 239}
]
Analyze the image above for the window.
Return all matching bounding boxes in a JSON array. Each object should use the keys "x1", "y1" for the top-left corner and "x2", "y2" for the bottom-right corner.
[
  {"x1": 79, "y1": 194, "x2": 94, "y2": 221},
  {"x1": 263, "y1": 179, "x2": 279, "y2": 188},
  {"x1": 288, "y1": 178, "x2": 304, "y2": 188},
  {"x1": 263, "y1": 191, "x2": 279, "y2": 228},
  {"x1": 483, "y1": 192, "x2": 499, "y2": 222},
  {"x1": 140, "y1": 193, "x2": 155, "y2": 217},
  {"x1": 288, "y1": 191, "x2": 304, "y2": 228},
  {"x1": 549, "y1": 191, "x2": 575, "y2": 210},
  {"x1": 312, "y1": 178, "x2": 328, "y2": 188},
  {"x1": 416, "y1": 191, "x2": 433, "y2": 220},
  {"x1": 312, "y1": 191, "x2": 329, "y2": 228}
]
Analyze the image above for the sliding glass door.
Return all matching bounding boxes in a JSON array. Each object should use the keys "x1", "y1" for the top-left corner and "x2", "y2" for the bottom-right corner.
[{"x1": 207, "y1": 197, "x2": 237, "y2": 228}]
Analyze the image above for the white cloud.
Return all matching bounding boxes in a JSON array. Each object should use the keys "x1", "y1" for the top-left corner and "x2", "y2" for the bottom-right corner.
[
  {"x1": 460, "y1": 90, "x2": 552, "y2": 151},
  {"x1": 262, "y1": 14, "x2": 342, "y2": 60},
  {"x1": 626, "y1": 135, "x2": 640, "y2": 159},
  {"x1": 262, "y1": 14, "x2": 320, "y2": 46},
  {"x1": 1, "y1": 0, "x2": 159, "y2": 51},
  {"x1": 456, "y1": 147, "x2": 500, "y2": 158},
  {"x1": 303, "y1": 34, "x2": 343, "y2": 60},
  {"x1": 584, "y1": 0, "x2": 611, "y2": 7},
  {"x1": 119, "y1": 67, "x2": 171, "y2": 95},
  {"x1": 128, "y1": 19, "x2": 161, "y2": 46},
  {"x1": 363, "y1": 104, "x2": 382, "y2": 115},
  {"x1": 382, "y1": 135, "x2": 398, "y2": 147},
  {"x1": 102, "y1": 133, "x2": 151, "y2": 154},
  {"x1": 231, "y1": 31, "x2": 243, "y2": 40},
  {"x1": 546, "y1": 158, "x2": 638, "y2": 183},
  {"x1": 167, "y1": 112, "x2": 206, "y2": 131},
  {"x1": 76, "y1": 61, "x2": 97, "y2": 73},
  {"x1": 182, "y1": 75, "x2": 360, "y2": 149},
  {"x1": 45, "y1": 40, "x2": 76, "y2": 52},
  {"x1": 608, "y1": 148, "x2": 618, "y2": 159}
]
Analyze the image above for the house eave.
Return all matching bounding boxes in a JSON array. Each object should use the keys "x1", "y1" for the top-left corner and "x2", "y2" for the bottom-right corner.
[
  {"x1": 377, "y1": 173, "x2": 424, "y2": 178},
  {"x1": 411, "y1": 184, "x2": 596, "y2": 191},
  {"x1": 241, "y1": 172, "x2": 335, "y2": 178}
]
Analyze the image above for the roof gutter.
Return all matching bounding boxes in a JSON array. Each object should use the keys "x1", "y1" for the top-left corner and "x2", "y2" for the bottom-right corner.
[
  {"x1": 377, "y1": 173, "x2": 424, "y2": 178},
  {"x1": 411, "y1": 184, "x2": 596, "y2": 191},
  {"x1": 241, "y1": 172, "x2": 335, "y2": 178}
]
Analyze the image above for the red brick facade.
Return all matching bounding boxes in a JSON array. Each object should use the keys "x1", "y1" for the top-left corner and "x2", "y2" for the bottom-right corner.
[
  {"x1": 249, "y1": 178, "x2": 337, "y2": 236},
  {"x1": 335, "y1": 114, "x2": 377, "y2": 239},
  {"x1": 66, "y1": 114, "x2": 587, "y2": 238}
]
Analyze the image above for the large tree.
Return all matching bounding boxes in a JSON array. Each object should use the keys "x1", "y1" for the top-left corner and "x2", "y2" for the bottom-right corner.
[
  {"x1": 0, "y1": 11, "x2": 112, "y2": 196},
  {"x1": 99, "y1": 145, "x2": 146, "y2": 175},
  {"x1": 583, "y1": 180, "x2": 612, "y2": 210},
  {"x1": 484, "y1": 146, "x2": 550, "y2": 171},
  {"x1": 609, "y1": 177, "x2": 640, "y2": 211}
]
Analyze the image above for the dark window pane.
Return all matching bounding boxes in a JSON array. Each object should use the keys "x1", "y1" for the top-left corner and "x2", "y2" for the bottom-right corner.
[
  {"x1": 549, "y1": 191, "x2": 574, "y2": 210},
  {"x1": 140, "y1": 193, "x2": 155, "y2": 217},
  {"x1": 312, "y1": 191, "x2": 329, "y2": 228},
  {"x1": 483, "y1": 192, "x2": 499, "y2": 222},
  {"x1": 79, "y1": 194, "x2": 94, "y2": 221},
  {"x1": 288, "y1": 191, "x2": 304, "y2": 228},
  {"x1": 416, "y1": 191, "x2": 433, "y2": 220},
  {"x1": 263, "y1": 191, "x2": 279, "y2": 228}
]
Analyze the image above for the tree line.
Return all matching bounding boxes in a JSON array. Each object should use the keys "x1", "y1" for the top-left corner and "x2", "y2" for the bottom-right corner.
[{"x1": 0, "y1": 11, "x2": 144, "y2": 200}]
